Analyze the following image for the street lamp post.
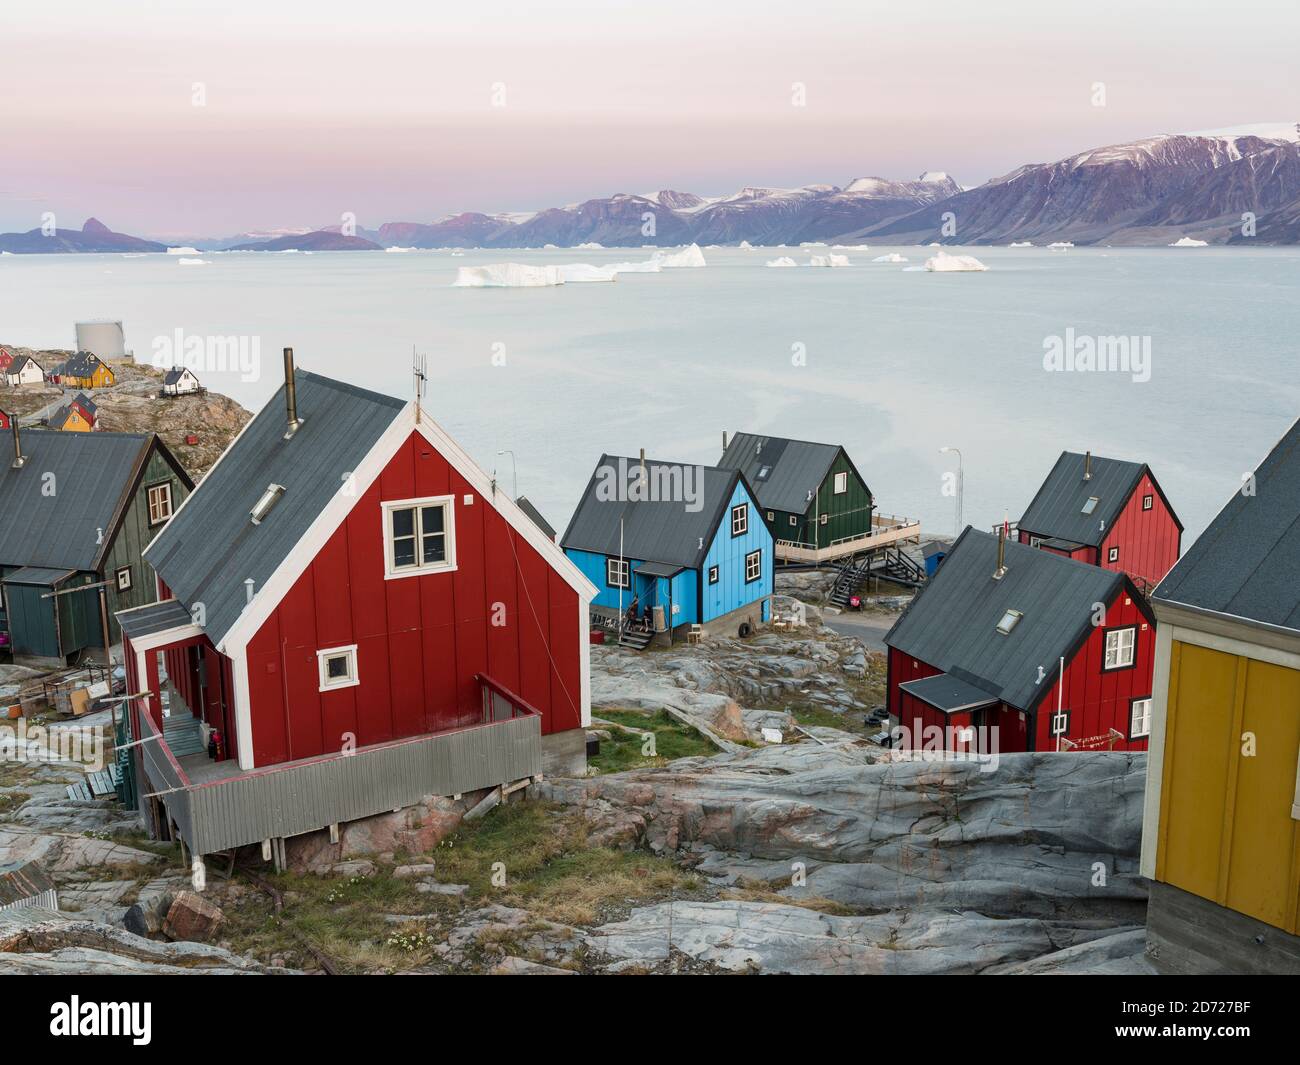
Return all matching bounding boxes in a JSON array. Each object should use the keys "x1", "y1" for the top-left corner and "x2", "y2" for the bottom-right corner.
[
  {"x1": 939, "y1": 446, "x2": 963, "y2": 538},
  {"x1": 496, "y1": 449, "x2": 518, "y2": 500}
]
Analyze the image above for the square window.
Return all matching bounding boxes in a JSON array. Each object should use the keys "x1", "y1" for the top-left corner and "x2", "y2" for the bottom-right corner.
[
  {"x1": 731, "y1": 503, "x2": 748, "y2": 537},
  {"x1": 757, "y1": 465, "x2": 771, "y2": 480},
  {"x1": 744, "y1": 550, "x2": 761, "y2": 583},
  {"x1": 788, "y1": 515, "x2": 798, "y2": 527},
  {"x1": 1130, "y1": 697, "x2": 1152, "y2": 739},
  {"x1": 607, "y1": 558, "x2": 630, "y2": 589},
  {"x1": 317, "y1": 645, "x2": 359, "y2": 691},
  {"x1": 708, "y1": 565, "x2": 719, "y2": 585},
  {"x1": 1108, "y1": 546, "x2": 1120, "y2": 563},
  {"x1": 1104, "y1": 627, "x2": 1136, "y2": 670},
  {"x1": 1050, "y1": 709, "x2": 1072, "y2": 737},
  {"x1": 147, "y1": 482, "x2": 174, "y2": 526},
  {"x1": 384, "y1": 496, "x2": 456, "y2": 578},
  {"x1": 833, "y1": 471, "x2": 848, "y2": 495},
  {"x1": 1081, "y1": 496, "x2": 1099, "y2": 515},
  {"x1": 996, "y1": 608, "x2": 1022, "y2": 635},
  {"x1": 115, "y1": 566, "x2": 132, "y2": 592},
  {"x1": 1142, "y1": 494, "x2": 1153, "y2": 511}
]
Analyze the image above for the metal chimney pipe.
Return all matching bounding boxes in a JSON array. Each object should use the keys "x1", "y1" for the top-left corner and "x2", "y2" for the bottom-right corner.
[
  {"x1": 10, "y1": 421, "x2": 25, "y2": 469},
  {"x1": 993, "y1": 524, "x2": 1007, "y2": 580},
  {"x1": 722, "y1": 430, "x2": 728, "y2": 451},
  {"x1": 1083, "y1": 450, "x2": 1092, "y2": 480},
  {"x1": 283, "y1": 347, "x2": 303, "y2": 440}
]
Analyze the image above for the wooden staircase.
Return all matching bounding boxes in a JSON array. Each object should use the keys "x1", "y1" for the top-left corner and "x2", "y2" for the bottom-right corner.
[
  {"x1": 162, "y1": 713, "x2": 205, "y2": 758},
  {"x1": 829, "y1": 545, "x2": 926, "y2": 607}
]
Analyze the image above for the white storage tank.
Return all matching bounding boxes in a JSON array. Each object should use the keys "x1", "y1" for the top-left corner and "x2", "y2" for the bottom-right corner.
[{"x1": 74, "y1": 320, "x2": 127, "y2": 359}]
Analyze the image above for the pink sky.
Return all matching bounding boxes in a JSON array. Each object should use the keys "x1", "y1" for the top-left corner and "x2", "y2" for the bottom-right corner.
[{"x1": 2, "y1": 0, "x2": 1296, "y2": 236}]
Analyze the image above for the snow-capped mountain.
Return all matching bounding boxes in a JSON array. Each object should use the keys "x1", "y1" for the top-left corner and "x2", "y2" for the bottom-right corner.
[{"x1": 867, "y1": 125, "x2": 1300, "y2": 245}]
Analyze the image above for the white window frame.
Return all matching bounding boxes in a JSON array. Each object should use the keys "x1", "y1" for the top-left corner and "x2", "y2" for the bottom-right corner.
[
  {"x1": 996, "y1": 608, "x2": 1022, "y2": 635},
  {"x1": 765, "y1": 511, "x2": 774, "y2": 521},
  {"x1": 1130, "y1": 697, "x2": 1152, "y2": 739},
  {"x1": 317, "y1": 644, "x2": 359, "y2": 692},
  {"x1": 606, "y1": 557, "x2": 630, "y2": 589},
  {"x1": 147, "y1": 482, "x2": 174, "y2": 526},
  {"x1": 1081, "y1": 496, "x2": 1099, "y2": 515},
  {"x1": 115, "y1": 566, "x2": 132, "y2": 592},
  {"x1": 1142, "y1": 493, "x2": 1153, "y2": 511},
  {"x1": 1050, "y1": 709, "x2": 1071, "y2": 737},
  {"x1": 819, "y1": 513, "x2": 828, "y2": 526},
  {"x1": 707, "y1": 564, "x2": 719, "y2": 585},
  {"x1": 744, "y1": 549, "x2": 762, "y2": 584},
  {"x1": 731, "y1": 503, "x2": 748, "y2": 537},
  {"x1": 1103, "y1": 626, "x2": 1136, "y2": 670},
  {"x1": 382, "y1": 495, "x2": 457, "y2": 580},
  {"x1": 833, "y1": 471, "x2": 848, "y2": 495},
  {"x1": 788, "y1": 515, "x2": 798, "y2": 527},
  {"x1": 1108, "y1": 545, "x2": 1120, "y2": 563}
]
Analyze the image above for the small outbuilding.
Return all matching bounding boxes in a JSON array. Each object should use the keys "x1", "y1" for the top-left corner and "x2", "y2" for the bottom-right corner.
[
  {"x1": 162, "y1": 367, "x2": 201, "y2": 396},
  {"x1": 4, "y1": 354, "x2": 45, "y2": 388}
]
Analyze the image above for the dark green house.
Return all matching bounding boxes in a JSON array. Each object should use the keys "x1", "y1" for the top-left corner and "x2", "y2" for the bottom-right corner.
[
  {"x1": 0, "y1": 428, "x2": 193, "y2": 666},
  {"x1": 718, "y1": 432, "x2": 875, "y2": 561}
]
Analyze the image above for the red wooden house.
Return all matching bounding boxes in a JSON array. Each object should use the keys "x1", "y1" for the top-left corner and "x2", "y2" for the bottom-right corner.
[
  {"x1": 885, "y1": 528, "x2": 1156, "y2": 754},
  {"x1": 0, "y1": 349, "x2": 12, "y2": 373},
  {"x1": 0, "y1": 409, "x2": 9, "y2": 432},
  {"x1": 1015, "y1": 451, "x2": 1182, "y2": 591},
  {"x1": 117, "y1": 351, "x2": 596, "y2": 870}
]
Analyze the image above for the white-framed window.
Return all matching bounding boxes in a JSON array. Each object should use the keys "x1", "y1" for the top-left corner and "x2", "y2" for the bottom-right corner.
[
  {"x1": 1050, "y1": 709, "x2": 1071, "y2": 737},
  {"x1": 996, "y1": 608, "x2": 1022, "y2": 635},
  {"x1": 317, "y1": 644, "x2": 359, "y2": 692},
  {"x1": 606, "y1": 557, "x2": 630, "y2": 589},
  {"x1": 744, "y1": 549, "x2": 761, "y2": 583},
  {"x1": 765, "y1": 511, "x2": 774, "y2": 521},
  {"x1": 833, "y1": 471, "x2": 848, "y2": 494},
  {"x1": 819, "y1": 513, "x2": 828, "y2": 526},
  {"x1": 1142, "y1": 493, "x2": 1153, "y2": 511},
  {"x1": 382, "y1": 495, "x2": 456, "y2": 578},
  {"x1": 731, "y1": 503, "x2": 748, "y2": 536},
  {"x1": 1103, "y1": 626, "x2": 1136, "y2": 670},
  {"x1": 708, "y1": 565, "x2": 719, "y2": 584},
  {"x1": 1130, "y1": 697, "x2": 1152, "y2": 739},
  {"x1": 757, "y1": 465, "x2": 771, "y2": 480},
  {"x1": 1028, "y1": 535, "x2": 1043, "y2": 548},
  {"x1": 1081, "y1": 496, "x2": 1099, "y2": 515},
  {"x1": 115, "y1": 566, "x2": 132, "y2": 592},
  {"x1": 1108, "y1": 545, "x2": 1120, "y2": 563},
  {"x1": 788, "y1": 515, "x2": 798, "y2": 527},
  {"x1": 147, "y1": 482, "x2": 174, "y2": 526}
]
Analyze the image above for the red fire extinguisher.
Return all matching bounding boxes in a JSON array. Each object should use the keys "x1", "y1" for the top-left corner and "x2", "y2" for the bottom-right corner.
[{"x1": 207, "y1": 728, "x2": 223, "y2": 761}]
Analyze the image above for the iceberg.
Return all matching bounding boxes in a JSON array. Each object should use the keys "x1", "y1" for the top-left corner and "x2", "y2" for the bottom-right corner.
[
  {"x1": 652, "y1": 243, "x2": 707, "y2": 268},
  {"x1": 808, "y1": 253, "x2": 851, "y2": 267},
  {"x1": 1170, "y1": 236, "x2": 1208, "y2": 247},
  {"x1": 575, "y1": 241, "x2": 605, "y2": 249},
  {"x1": 924, "y1": 251, "x2": 988, "y2": 272},
  {"x1": 738, "y1": 240, "x2": 755, "y2": 250},
  {"x1": 766, "y1": 257, "x2": 798, "y2": 267},
  {"x1": 871, "y1": 253, "x2": 908, "y2": 263},
  {"x1": 452, "y1": 263, "x2": 564, "y2": 287},
  {"x1": 1008, "y1": 241, "x2": 1033, "y2": 247},
  {"x1": 166, "y1": 246, "x2": 201, "y2": 255},
  {"x1": 833, "y1": 244, "x2": 871, "y2": 250},
  {"x1": 557, "y1": 263, "x2": 619, "y2": 283},
  {"x1": 385, "y1": 246, "x2": 417, "y2": 253},
  {"x1": 177, "y1": 257, "x2": 209, "y2": 266},
  {"x1": 1047, "y1": 241, "x2": 1074, "y2": 250}
]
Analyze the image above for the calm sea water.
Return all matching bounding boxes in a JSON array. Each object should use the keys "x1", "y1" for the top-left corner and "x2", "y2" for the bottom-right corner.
[{"x1": 2, "y1": 245, "x2": 1297, "y2": 544}]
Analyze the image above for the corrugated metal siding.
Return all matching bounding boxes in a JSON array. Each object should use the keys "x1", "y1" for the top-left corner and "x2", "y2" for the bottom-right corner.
[{"x1": 163, "y1": 715, "x2": 541, "y2": 855}]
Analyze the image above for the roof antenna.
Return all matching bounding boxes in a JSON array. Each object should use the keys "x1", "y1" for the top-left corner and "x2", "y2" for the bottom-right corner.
[{"x1": 412, "y1": 347, "x2": 427, "y2": 425}]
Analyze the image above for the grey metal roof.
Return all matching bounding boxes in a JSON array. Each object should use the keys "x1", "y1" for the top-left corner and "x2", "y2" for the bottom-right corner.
[
  {"x1": 117, "y1": 598, "x2": 194, "y2": 640},
  {"x1": 4, "y1": 567, "x2": 76, "y2": 586},
  {"x1": 885, "y1": 528, "x2": 1132, "y2": 712},
  {"x1": 718, "y1": 432, "x2": 852, "y2": 515},
  {"x1": 1154, "y1": 417, "x2": 1300, "y2": 633},
  {"x1": 561, "y1": 454, "x2": 746, "y2": 570},
  {"x1": 163, "y1": 368, "x2": 194, "y2": 386},
  {"x1": 635, "y1": 560, "x2": 685, "y2": 578},
  {"x1": 1018, "y1": 451, "x2": 1179, "y2": 547},
  {"x1": 899, "y1": 673, "x2": 999, "y2": 713},
  {"x1": 7, "y1": 354, "x2": 42, "y2": 375},
  {"x1": 515, "y1": 496, "x2": 555, "y2": 540},
  {"x1": 145, "y1": 370, "x2": 406, "y2": 649},
  {"x1": 71, "y1": 392, "x2": 97, "y2": 414},
  {"x1": 57, "y1": 351, "x2": 104, "y2": 378},
  {"x1": 0, "y1": 429, "x2": 154, "y2": 571}
]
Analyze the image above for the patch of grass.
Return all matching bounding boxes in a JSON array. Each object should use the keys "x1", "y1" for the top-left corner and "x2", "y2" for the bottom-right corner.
[
  {"x1": 588, "y1": 709, "x2": 717, "y2": 773},
  {"x1": 0, "y1": 791, "x2": 30, "y2": 815}
]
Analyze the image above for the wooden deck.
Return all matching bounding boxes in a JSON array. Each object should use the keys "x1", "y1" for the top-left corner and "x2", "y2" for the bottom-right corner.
[{"x1": 776, "y1": 514, "x2": 921, "y2": 565}]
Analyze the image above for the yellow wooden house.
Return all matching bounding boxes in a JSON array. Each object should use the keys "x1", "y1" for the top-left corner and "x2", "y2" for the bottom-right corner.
[
  {"x1": 57, "y1": 351, "x2": 116, "y2": 389},
  {"x1": 1141, "y1": 416, "x2": 1300, "y2": 973},
  {"x1": 49, "y1": 403, "x2": 93, "y2": 432}
]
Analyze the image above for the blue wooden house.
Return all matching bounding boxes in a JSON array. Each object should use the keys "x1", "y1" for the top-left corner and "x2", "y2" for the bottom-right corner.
[{"x1": 562, "y1": 454, "x2": 773, "y2": 645}]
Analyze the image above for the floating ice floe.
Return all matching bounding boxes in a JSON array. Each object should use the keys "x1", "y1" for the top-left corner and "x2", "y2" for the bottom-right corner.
[
  {"x1": 799, "y1": 241, "x2": 828, "y2": 247},
  {"x1": 177, "y1": 257, "x2": 209, "y2": 266},
  {"x1": 871, "y1": 253, "x2": 908, "y2": 263},
  {"x1": 1008, "y1": 241, "x2": 1034, "y2": 248},
  {"x1": 557, "y1": 263, "x2": 619, "y2": 283},
  {"x1": 575, "y1": 241, "x2": 605, "y2": 249},
  {"x1": 808, "y1": 253, "x2": 851, "y2": 267},
  {"x1": 652, "y1": 243, "x2": 707, "y2": 268},
  {"x1": 1047, "y1": 241, "x2": 1074, "y2": 250},
  {"x1": 924, "y1": 251, "x2": 988, "y2": 272},
  {"x1": 833, "y1": 244, "x2": 871, "y2": 250},
  {"x1": 166, "y1": 246, "x2": 201, "y2": 255},
  {"x1": 385, "y1": 246, "x2": 417, "y2": 253},
  {"x1": 738, "y1": 240, "x2": 755, "y2": 250},
  {"x1": 450, "y1": 250, "x2": 465, "y2": 256},
  {"x1": 452, "y1": 263, "x2": 564, "y2": 287},
  {"x1": 766, "y1": 257, "x2": 798, "y2": 267},
  {"x1": 1169, "y1": 236, "x2": 1208, "y2": 247}
]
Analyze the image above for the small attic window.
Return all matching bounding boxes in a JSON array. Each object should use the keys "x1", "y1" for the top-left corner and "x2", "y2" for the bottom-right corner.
[
  {"x1": 250, "y1": 483, "x2": 286, "y2": 524},
  {"x1": 757, "y1": 465, "x2": 771, "y2": 480},
  {"x1": 1081, "y1": 496, "x2": 1099, "y2": 515},
  {"x1": 996, "y1": 609, "x2": 1023, "y2": 635}
]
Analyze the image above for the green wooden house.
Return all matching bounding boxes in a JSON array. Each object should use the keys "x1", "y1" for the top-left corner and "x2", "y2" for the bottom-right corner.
[
  {"x1": 719, "y1": 432, "x2": 906, "y2": 564},
  {"x1": 0, "y1": 427, "x2": 193, "y2": 665}
]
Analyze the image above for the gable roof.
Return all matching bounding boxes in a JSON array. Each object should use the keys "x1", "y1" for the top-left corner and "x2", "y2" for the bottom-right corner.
[
  {"x1": 885, "y1": 528, "x2": 1139, "y2": 712},
  {"x1": 8, "y1": 354, "x2": 42, "y2": 376},
  {"x1": 145, "y1": 371, "x2": 406, "y2": 649},
  {"x1": 58, "y1": 351, "x2": 108, "y2": 379},
  {"x1": 1154, "y1": 417, "x2": 1300, "y2": 634},
  {"x1": 718, "y1": 432, "x2": 864, "y2": 515},
  {"x1": 70, "y1": 392, "x2": 97, "y2": 415},
  {"x1": 561, "y1": 454, "x2": 751, "y2": 569},
  {"x1": 0, "y1": 429, "x2": 167, "y2": 570},
  {"x1": 1018, "y1": 451, "x2": 1181, "y2": 547},
  {"x1": 47, "y1": 405, "x2": 80, "y2": 430},
  {"x1": 163, "y1": 368, "x2": 196, "y2": 385}
]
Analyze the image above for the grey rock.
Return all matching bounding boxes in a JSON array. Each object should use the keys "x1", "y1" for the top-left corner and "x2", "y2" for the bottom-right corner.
[
  {"x1": 330, "y1": 859, "x2": 377, "y2": 878},
  {"x1": 415, "y1": 882, "x2": 469, "y2": 897},
  {"x1": 393, "y1": 863, "x2": 439, "y2": 879}
]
